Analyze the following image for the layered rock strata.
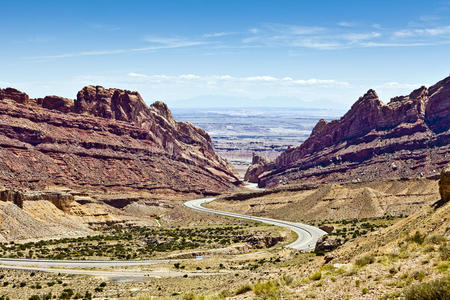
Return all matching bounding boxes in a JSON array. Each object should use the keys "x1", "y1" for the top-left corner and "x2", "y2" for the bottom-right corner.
[
  {"x1": 246, "y1": 76, "x2": 450, "y2": 187},
  {"x1": 0, "y1": 86, "x2": 239, "y2": 194}
]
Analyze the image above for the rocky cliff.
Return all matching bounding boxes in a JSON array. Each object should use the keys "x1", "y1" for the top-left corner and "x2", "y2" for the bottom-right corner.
[
  {"x1": 246, "y1": 76, "x2": 450, "y2": 187},
  {"x1": 0, "y1": 86, "x2": 239, "y2": 194}
]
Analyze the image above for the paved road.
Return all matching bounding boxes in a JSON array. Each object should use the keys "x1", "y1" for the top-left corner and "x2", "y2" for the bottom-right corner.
[
  {"x1": 0, "y1": 258, "x2": 172, "y2": 268},
  {"x1": 0, "y1": 265, "x2": 222, "y2": 281},
  {"x1": 0, "y1": 188, "x2": 325, "y2": 280},
  {"x1": 184, "y1": 197, "x2": 326, "y2": 251}
]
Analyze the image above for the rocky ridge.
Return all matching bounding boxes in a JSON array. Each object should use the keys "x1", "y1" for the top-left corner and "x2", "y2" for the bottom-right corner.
[
  {"x1": 246, "y1": 76, "x2": 450, "y2": 187},
  {"x1": 0, "y1": 86, "x2": 239, "y2": 194}
]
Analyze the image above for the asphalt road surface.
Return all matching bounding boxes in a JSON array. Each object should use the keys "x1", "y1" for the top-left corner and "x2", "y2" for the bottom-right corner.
[{"x1": 184, "y1": 197, "x2": 326, "y2": 251}]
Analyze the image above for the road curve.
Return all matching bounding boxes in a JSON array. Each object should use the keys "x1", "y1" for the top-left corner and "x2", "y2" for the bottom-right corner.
[{"x1": 184, "y1": 198, "x2": 326, "y2": 251}]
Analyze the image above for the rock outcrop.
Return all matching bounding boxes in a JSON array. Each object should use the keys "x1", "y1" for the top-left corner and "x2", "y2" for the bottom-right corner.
[
  {"x1": 315, "y1": 235, "x2": 342, "y2": 252},
  {"x1": 440, "y1": 165, "x2": 450, "y2": 202},
  {"x1": 247, "y1": 76, "x2": 450, "y2": 187},
  {"x1": 244, "y1": 153, "x2": 270, "y2": 182},
  {"x1": 0, "y1": 85, "x2": 239, "y2": 194},
  {"x1": 0, "y1": 87, "x2": 29, "y2": 104}
]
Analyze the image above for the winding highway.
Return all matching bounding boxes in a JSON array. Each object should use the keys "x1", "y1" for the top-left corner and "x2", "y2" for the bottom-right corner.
[
  {"x1": 184, "y1": 197, "x2": 326, "y2": 251},
  {"x1": 0, "y1": 188, "x2": 326, "y2": 280}
]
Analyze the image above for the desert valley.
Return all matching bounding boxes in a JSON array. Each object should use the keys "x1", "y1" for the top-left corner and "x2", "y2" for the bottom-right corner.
[
  {"x1": 0, "y1": 74, "x2": 448, "y2": 299},
  {"x1": 1, "y1": 1, "x2": 449, "y2": 299}
]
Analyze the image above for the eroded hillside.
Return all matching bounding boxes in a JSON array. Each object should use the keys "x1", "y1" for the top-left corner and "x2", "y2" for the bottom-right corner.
[
  {"x1": 246, "y1": 76, "x2": 450, "y2": 188},
  {"x1": 0, "y1": 86, "x2": 240, "y2": 195}
]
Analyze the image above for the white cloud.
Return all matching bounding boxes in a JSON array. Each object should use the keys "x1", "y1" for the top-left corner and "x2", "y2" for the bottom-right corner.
[
  {"x1": 337, "y1": 21, "x2": 355, "y2": 27},
  {"x1": 264, "y1": 23, "x2": 325, "y2": 35},
  {"x1": 393, "y1": 26, "x2": 450, "y2": 37},
  {"x1": 90, "y1": 23, "x2": 120, "y2": 31},
  {"x1": 245, "y1": 76, "x2": 278, "y2": 82},
  {"x1": 122, "y1": 73, "x2": 349, "y2": 87},
  {"x1": 179, "y1": 74, "x2": 201, "y2": 79},
  {"x1": 343, "y1": 32, "x2": 381, "y2": 42},
  {"x1": 203, "y1": 32, "x2": 234, "y2": 38},
  {"x1": 128, "y1": 72, "x2": 149, "y2": 78},
  {"x1": 378, "y1": 81, "x2": 422, "y2": 89},
  {"x1": 25, "y1": 37, "x2": 209, "y2": 60}
]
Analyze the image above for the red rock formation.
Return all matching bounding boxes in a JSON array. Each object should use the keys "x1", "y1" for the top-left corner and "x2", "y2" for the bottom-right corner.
[
  {"x1": 0, "y1": 88, "x2": 29, "y2": 104},
  {"x1": 42, "y1": 96, "x2": 74, "y2": 113},
  {"x1": 0, "y1": 86, "x2": 239, "y2": 194},
  {"x1": 247, "y1": 76, "x2": 450, "y2": 187}
]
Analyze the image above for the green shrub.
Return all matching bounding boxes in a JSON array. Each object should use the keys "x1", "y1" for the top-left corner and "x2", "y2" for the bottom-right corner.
[
  {"x1": 437, "y1": 262, "x2": 449, "y2": 272},
  {"x1": 439, "y1": 242, "x2": 450, "y2": 260},
  {"x1": 29, "y1": 296, "x2": 41, "y2": 300},
  {"x1": 59, "y1": 289, "x2": 74, "y2": 299},
  {"x1": 404, "y1": 276, "x2": 450, "y2": 300},
  {"x1": 355, "y1": 254, "x2": 375, "y2": 267},
  {"x1": 235, "y1": 284, "x2": 252, "y2": 295},
  {"x1": 253, "y1": 280, "x2": 280, "y2": 298},
  {"x1": 310, "y1": 272, "x2": 322, "y2": 281},
  {"x1": 407, "y1": 231, "x2": 425, "y2": 245},
  {"x1": 282, "y1": 274, "x2": 293, "y2": 286},
  {"x1": 182, "y1": 293, "x2": 195, "y2": 300}
]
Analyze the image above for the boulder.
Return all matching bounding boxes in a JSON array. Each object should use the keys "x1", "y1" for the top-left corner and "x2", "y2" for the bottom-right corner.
[
  {"x1": 319, "y1": 225, "x2": 334, "y2": 234},
  {"x1": 315, "y1": 235, "x2": 342, "y2": 252}
]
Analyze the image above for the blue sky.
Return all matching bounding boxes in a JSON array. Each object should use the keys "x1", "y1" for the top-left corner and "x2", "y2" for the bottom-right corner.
[{"x1": 1, "y1": 0, "x2": 450, "y2": 109}]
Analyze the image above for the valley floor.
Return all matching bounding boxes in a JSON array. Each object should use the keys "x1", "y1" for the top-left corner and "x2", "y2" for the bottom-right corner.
[{"x1": 0, "y1": 177, "x2": 447, "y2": 299}]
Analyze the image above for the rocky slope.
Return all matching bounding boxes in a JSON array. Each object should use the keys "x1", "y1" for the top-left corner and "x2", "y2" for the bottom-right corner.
[
  {"x1": 246, "y1": 76, "x2": 450, "y2": 187},
  {"x1": 0, "y1": 86, "x2": 239, "y2": 194},
  {"x1": 440, "y1": 165, "x2": 450, "y2": 202}
]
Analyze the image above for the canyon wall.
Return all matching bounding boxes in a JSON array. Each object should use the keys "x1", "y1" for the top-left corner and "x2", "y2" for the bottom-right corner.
[
  {"x1": 246, "y1": 76, "x2": 450, "y2": 187},
  {"x1": 0, "y1": 86, "x2": 240, "y2": 194}
]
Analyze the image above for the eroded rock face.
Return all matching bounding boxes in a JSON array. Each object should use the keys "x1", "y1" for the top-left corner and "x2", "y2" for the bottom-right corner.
[
  {"x1": 440, "y1": 165, "x2": 450, "y2": 202},
  {"x1": 42, "y1": 96, "x2": 74, "y2": 113},
  {"x1": 0, "y1": 86, "x2": 239, "y2": 194},
  {"x1": 247, "y1": 76, "x2": 450, "y2": 187},
  {"x1": 244, "y1": 153, "x2": 270, "y2": 182},
  {"x1": 0, "y1": 88, "x2": 29, "y2": 104}
]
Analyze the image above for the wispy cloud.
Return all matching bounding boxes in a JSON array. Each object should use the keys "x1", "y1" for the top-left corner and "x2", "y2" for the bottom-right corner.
[
  {"x1": 378, "y1": 81, "x2": 422, "y2": 89},
  {"x1": 25, "y1": 37, "x2": 209, "y2": 60},
  {"x1": 124, "y1": 73, "x2": 349, "y2": 86},
  {"x1": 74, "y1": 73, "x2": 351, "y2": 104},
  {"x1": 239, "y1": 20, "x2": 450, "y2": 50},
  {"x1": 240, "y1": 23, "x2": 383, "y2": 50},
  {"x1": 393, "y1": 25, "x2": 450, "y2": 37},
  {"x1": 203, "y1": 32, "x2": 235, "y2": 38},
  {"x1": 128, "y1": 72, "x2": 149, "y2": 78},
  {"x1": 337, "y1": 21, "x2": 355, "y2": 27},
  {"x1": 343, "y1": 32, "x2": 381, "y2": 43},
  {"x1": 22, "y1": 20, "x2": 450, "y2": 62},
  {"x1": 90, "y1": 23, "x2": 120, "y2": 31}
]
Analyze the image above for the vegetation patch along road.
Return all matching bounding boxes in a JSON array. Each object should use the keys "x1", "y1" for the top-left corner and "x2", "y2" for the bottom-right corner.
[{"x1": 184, "y1": 197, "x2": 326, "y2": 250}]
